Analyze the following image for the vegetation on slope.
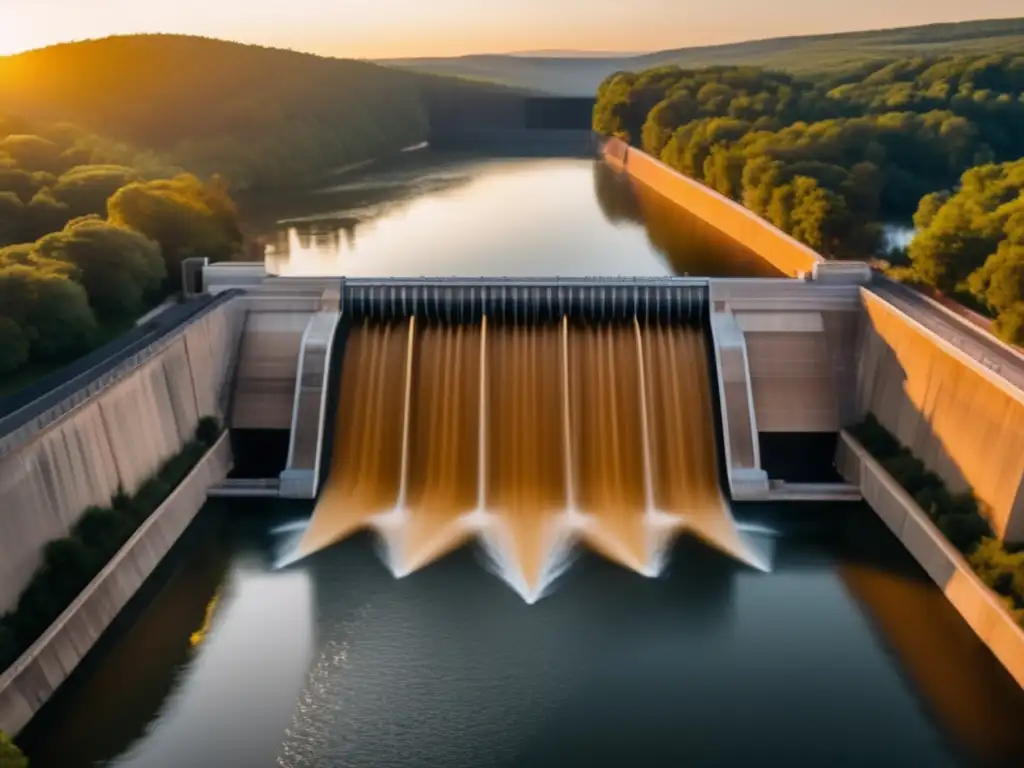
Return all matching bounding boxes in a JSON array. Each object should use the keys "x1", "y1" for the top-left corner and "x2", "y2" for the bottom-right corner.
[
  {"x1": 0, "y1": 418, "x2": 223, "y2": 676},
  {"x1": 0, "y1": 731, "x2": 27, "y2": 768},
  {"x1": 385, "y1": 17, "x2": 1024, "y2": 95},
  {"x1": 0, "y1": 115, "x2": 243, "y2": 379},
  {"x1": 593, "y1": 55, "x2": 1024, "y2": 341},
  {"x1": 0, "y1": 35, "x2": 510, "y2": 190},
  {"x1": 0, "y1": 35, "x2": 516, "y2": 386},
  {"x1": 899, "y1": 159, "x2": 1024, "y2": 342},
  {"x1": 849, "y1": 415, "x2": 1024, "y2": 627}
]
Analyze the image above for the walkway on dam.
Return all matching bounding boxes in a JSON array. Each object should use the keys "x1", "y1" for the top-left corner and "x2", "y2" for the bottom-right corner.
[
  {"x1": 0, "y1": 292, "x2": 238, "y2": 443},
  {"x1": 872, "y1": 279, "x2": 1024, "y2": 393}
]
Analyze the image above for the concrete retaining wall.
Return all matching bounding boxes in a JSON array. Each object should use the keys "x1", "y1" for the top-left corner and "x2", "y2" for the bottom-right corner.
[
  {"x1": 0, "y1": 433, "x2": 233, "y2": 735},
  {"x1": 855, "y1": 291, "x2": 1024, "y2": 542},
  {"x1": 0, "y1": 300, "x2": 243, "y2": 611},
  {"x1": 836, "y1": 432, "x2": 1024, "y2": 688},
  {"x1": 601, "y1": 138, "x2": 823, "y2": 278}
]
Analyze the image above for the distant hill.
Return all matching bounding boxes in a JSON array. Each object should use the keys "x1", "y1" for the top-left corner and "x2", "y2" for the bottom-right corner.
[
  {"x1": 0, "y1": 35, "x2": 517, "y2": 189},
  {"x1": 381, "y1": 17, "x2": 1024, "y2": 95}
]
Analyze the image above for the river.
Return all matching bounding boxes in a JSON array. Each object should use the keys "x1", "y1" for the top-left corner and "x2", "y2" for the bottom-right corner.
[{"x1": 17, "y1": 151, "x2": 1024, "y2": 767}]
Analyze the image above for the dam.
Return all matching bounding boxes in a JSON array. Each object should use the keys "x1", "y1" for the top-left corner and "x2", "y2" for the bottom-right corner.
[{"x1": 4, "y1": 145, "x2": 1024, "y2": 766}]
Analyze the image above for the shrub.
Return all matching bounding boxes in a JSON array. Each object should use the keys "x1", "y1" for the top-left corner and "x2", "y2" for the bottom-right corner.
[
  {"x1": 850, "y1": 414, "x2": 901, "y2": 457},
  {"x1": 881, "y1": 452, "x2": 934, "y2": 495},
  {"x1": 111, "y1": 487, "x2": 132, "y2": 513},
  {"x1": 73, "y1": 506, "x2": 132, "y2": 557},
  {"x1": 936, "y1": 513, "x2": 992, "y2": 555},
  {"x1": 913, "y1": 486, "x2": 953, "y2": 521},
  {"x1": 0, "y1": 416, "x2": 220, "y2": 675},
  {"x1": 0, "y1": 730, "x2": 27, "y2": 768},
  {"x1": 196, "y1": 416, "x2": 221, "y2": 447},
  {"x1": 42, "y1": 538, "x2": 98, "y2": 603}
]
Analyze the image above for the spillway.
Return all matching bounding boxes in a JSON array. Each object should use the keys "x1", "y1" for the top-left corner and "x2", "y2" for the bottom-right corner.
[{"x1": 295, "y1": 301, "x2": 767, "y2": 601}]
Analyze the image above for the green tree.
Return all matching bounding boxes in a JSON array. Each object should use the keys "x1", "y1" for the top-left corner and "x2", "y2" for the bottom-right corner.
[
  {"x1": 0, "y1": 730, "x2": 27, "y2": 768},
  {"x1": 0, "y1": 134, "x2": 63, "y2": 174},
  {"x1": 34, "y1": 217, "x2": 165, "y2": 319},
  {"x1": 0, "y1": 261, "x2": 97, "y2": 360},
  {"x1": 52, "y1": 164, "x2": 138, "y2": 218},
  {"x1": 0, "y1": 317, "x2": 29, "y2": 374},
  {"x1": 0, "y1": 192, "x2": 24, "y2": 245},
  {"x1": 108, "y1": 174, "x2": 242, "y2": 288}
]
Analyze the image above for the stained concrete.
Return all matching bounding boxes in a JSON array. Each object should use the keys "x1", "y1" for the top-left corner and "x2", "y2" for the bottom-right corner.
[
  {"x1": 0, "y1": 434, "x2": 233, "y2": 735},
  {"x1": 856, "y1": 292, "x2": 1024, "y2": 542},
  {"x1": 602, "y1": 138, "x2": 823, "y2": 278},
  {"x1": 837, "y1": 433, "x2": 1024, "y2": 688},
  {"x1": 0, "y1": 301, "x2": 243, "y2": 611}
]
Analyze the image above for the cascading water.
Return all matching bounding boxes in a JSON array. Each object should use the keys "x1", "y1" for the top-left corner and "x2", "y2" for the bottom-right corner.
[{"x1": 293, "y1": 313, "x2": 769, "y2": 602}]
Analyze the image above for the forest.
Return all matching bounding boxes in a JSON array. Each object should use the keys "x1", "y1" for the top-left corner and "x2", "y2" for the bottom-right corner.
[
  {"x1": 0, "y1": 35, "x2": 510, "y2": 190},
  {"x1": 0, "y1": 35, "x2": 511, "y2": 385},
  {"x1": 0, "y1": 116, "x2": 243, "y2": 381},
  {"x1": 593, "y1": 54, "x2": 1024, "y2": 341}
]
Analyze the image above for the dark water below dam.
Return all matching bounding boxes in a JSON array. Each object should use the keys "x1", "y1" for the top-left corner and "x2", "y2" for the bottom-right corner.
[{"x1": 17, "y1": 152, "x2": 1024, "y2": 766}]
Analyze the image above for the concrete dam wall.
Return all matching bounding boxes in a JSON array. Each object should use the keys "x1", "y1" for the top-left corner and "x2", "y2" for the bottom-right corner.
[
  {"x1": 0, "y1": 300, "x2": 244, "y2": 612},
  {"x1": 855, "y1": 291, "x2": 1024, "y2": 542},
  {"x1": 602, "y1": 138, "x2": 823, "y2": 279},
  {"x1": 0, "y1": 433, "x2": 233, "y2": 736}
]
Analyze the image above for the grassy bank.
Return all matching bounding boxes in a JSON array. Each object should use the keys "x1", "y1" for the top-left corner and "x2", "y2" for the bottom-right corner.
[
  {"x1": 849, "y1": 415, "x2": 1024, "y2": 627},
  {"x1": 0, "y1": 418, "x2": 223, "y2": 673}
]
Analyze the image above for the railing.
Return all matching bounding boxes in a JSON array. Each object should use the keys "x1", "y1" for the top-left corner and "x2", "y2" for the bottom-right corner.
[
  {"x1": 0, "y1": 291, "x2": 240, "y2": 459},
  {"x1": 340, "y1": 277, "x2": 709, "y2": 324}
]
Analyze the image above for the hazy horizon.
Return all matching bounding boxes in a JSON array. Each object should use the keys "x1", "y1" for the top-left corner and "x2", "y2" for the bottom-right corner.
[{"x1": 2, "y1": 1, "x2": 1022, "y2": 59}]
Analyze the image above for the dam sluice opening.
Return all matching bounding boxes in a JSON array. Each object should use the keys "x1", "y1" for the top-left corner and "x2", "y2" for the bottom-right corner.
[{"x1": 295, "y1": 290, "x2": 768, "y2": 601}]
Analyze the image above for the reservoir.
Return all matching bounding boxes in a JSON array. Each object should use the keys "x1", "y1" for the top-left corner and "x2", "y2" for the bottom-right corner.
[{"x1": 18, "y1": 151, "x2": 1024, "y2": 767}]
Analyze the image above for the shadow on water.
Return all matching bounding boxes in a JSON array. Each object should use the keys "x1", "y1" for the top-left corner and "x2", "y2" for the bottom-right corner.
[
  {"x1": 17, "y1": 509, "x2": 235, "y2": 766},
  {"x1": 835, "y1": 508, "x2": 1024, "y2": 767},
  {"x1": 591, "y1": 162, "x2": 782, "y2": 278}
]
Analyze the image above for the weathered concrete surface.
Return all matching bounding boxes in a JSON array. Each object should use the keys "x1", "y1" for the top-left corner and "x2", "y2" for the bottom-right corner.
[
  {"x1": 280, "y1": 293, "x2": 342, "y2": 499},
  {"x1": 0, "y1": 301, "x2": 243, "y2": 611},
  {"x1": 837, "y1": 432, "x2": 1024, "y2": 689},
  {"x1": 708, "y1": 279, "x2": 863, "y2": 498},
  {"x1": 602, "y1": 138, "x2": 823, "y2": 278},
  {"x1": 856, "y1": 291, "x2": 1024, "y2": 542},
  {"x1": 0, "y1": 434, "x2": 233, "y2": 735},
  {"x1": 231, "y1": 305, "x2": 318, "y2": 431}
]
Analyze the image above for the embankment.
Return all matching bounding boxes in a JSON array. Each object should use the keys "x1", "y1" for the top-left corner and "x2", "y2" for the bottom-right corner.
[
  {"x1": 0, "y1": 299, "x2": 243, "y2": 611},
  {"x1": 601, "y1": 137, "x2": 822, "y2": 278},
  {"x1": 855, "y1": 290, "x2": 1024, "y2": 542},
  {"x1": 0, "y1": 433, "x2": 233, "y2": 735},
  {"x1": 836, "y1": 432, "x2": 1024, "y2": 688}
]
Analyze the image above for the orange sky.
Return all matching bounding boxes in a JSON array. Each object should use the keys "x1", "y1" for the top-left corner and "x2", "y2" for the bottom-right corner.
[{"x1": 2, "y1": 0, "x2": 1022, "y2": 58}]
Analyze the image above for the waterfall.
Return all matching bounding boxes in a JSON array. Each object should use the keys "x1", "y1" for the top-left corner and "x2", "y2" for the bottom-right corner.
[{"x1": 298, "y1": 314, "x2": 769, "y2": 598}]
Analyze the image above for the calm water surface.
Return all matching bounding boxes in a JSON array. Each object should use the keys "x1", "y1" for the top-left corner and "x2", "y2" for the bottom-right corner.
[
  {"x1": 252, "y1": 152, "x2": 780, "y2": 278},
  {"x1": 20, "y1": 504, "x2": 1024, "y2": 768},
  {"x1": 18, "y1": 154, "x2": 1024, "y2": 767}
]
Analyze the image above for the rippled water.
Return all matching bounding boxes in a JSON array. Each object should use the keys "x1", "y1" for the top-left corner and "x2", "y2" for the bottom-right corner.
[
  {"x1": 21, "y1": 505, "x2": 1024, "y2": 768},
  {"x1": 17, "y1": 154, "x2": 1024, "y2": 766}
]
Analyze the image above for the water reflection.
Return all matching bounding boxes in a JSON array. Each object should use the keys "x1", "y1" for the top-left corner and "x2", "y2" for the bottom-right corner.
[
  {"x1": 20, "y1": 504, "x2": 1024, "y2": 768},
  {"x1": 592, "y1": 162, "x2": 782, "y2": 278},
  {"x1": 259, "y1": 155, "x2": 780, "y2": 279}
]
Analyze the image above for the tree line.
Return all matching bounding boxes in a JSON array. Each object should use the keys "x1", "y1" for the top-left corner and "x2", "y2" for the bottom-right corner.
[
  {"x1": 0, "y1": 35, "x2": 512, "y2": 191},
  {"x1": 0, "y1": 117, "x2": 243, "y2": 378},
  {"x1": 594, "y1": 55, "x2": 1024, "y2": 341}
]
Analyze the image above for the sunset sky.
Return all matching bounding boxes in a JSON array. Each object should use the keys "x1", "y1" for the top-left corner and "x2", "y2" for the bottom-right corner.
[{"x1": 2, "y1": 0, "x2": 1021, "y2": 58}]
